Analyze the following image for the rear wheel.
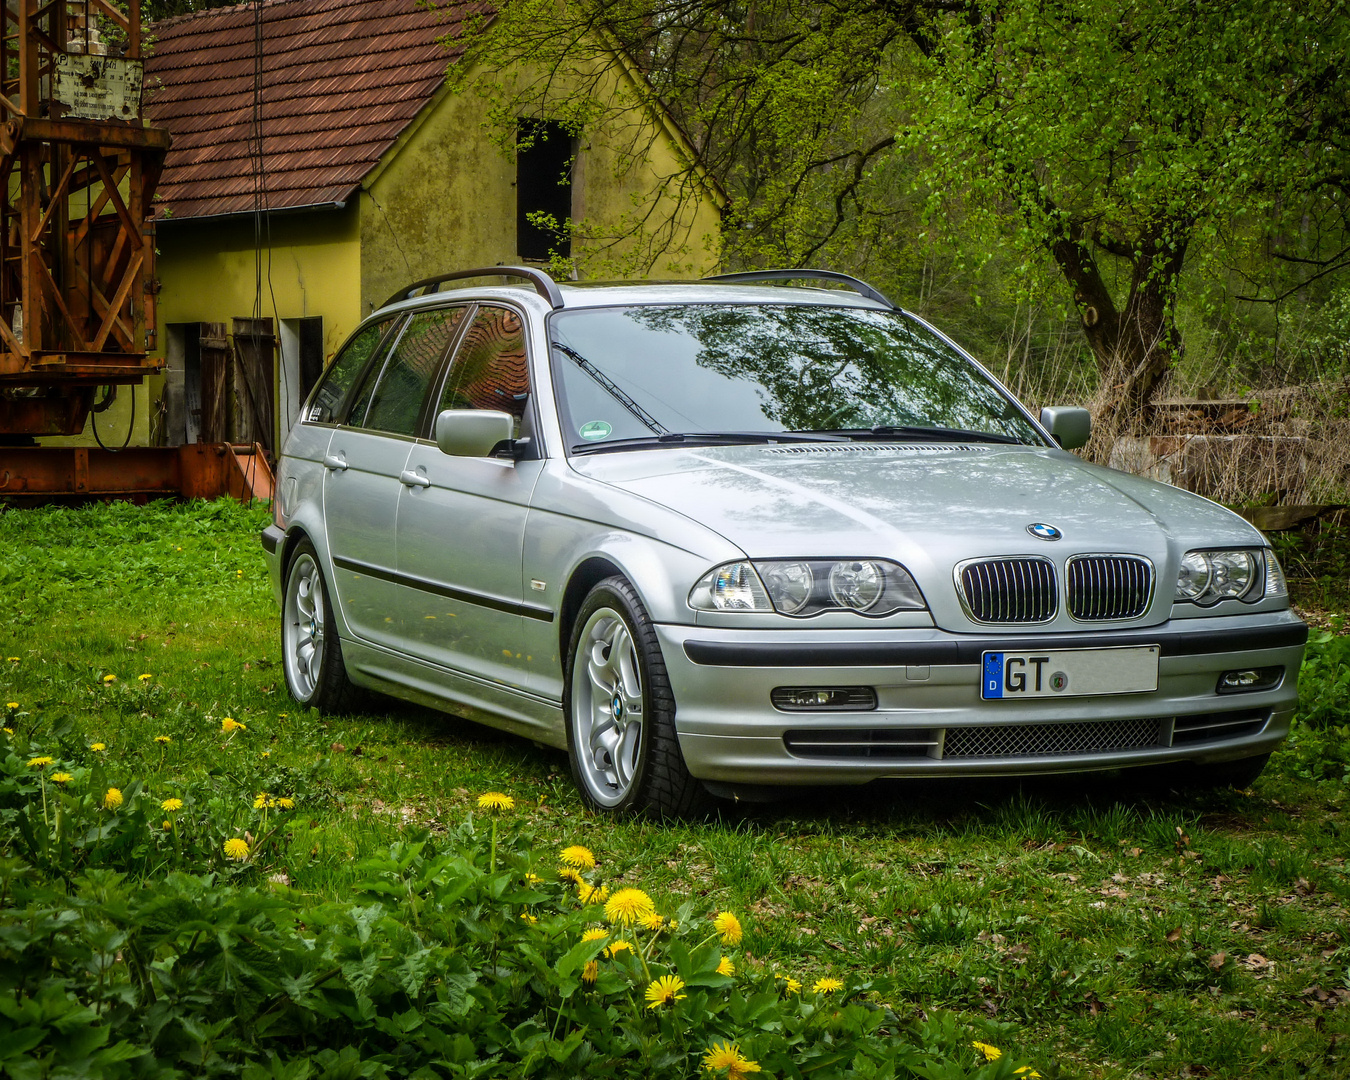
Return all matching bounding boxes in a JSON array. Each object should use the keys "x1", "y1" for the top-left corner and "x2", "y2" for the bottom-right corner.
[
  {"x1": 282, "y1": 540, "x2": 360, "y2": 712},
  {"x1": 564, "y1": 577, "x2": 712, "y2": 817}
]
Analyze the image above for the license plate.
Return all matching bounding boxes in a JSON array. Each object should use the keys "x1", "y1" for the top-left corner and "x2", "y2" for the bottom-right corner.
[{"x1": 981, "y1": 645, "x2": 1159, "y2": 699}]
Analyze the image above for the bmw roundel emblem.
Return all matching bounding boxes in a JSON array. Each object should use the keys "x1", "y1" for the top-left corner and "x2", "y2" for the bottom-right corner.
[{"x1": 1027, "y1": 522, "x2": 1062, "y2": 541}]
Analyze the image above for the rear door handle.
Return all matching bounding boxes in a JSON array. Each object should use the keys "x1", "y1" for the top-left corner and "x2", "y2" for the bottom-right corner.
[
  {"x1": 399, "y1": 469, "x2": 431, "y2": 488},
  {"x1": 323, "y1": 453, "x2": 348, "y2": 471}
]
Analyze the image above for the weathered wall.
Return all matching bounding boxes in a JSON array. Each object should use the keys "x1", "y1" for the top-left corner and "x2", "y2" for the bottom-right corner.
[
  {"x1": 359, "y1": 65, "x2": 723, "y2": 314},
  {"x1": 155, "y1": 206, "x2": 362, "y2": 356}
]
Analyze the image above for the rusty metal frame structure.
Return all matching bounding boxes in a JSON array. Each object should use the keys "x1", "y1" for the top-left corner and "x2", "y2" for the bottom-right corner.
[{"x1": 0, "y1": 0, "x2": 169, "y2": 436}]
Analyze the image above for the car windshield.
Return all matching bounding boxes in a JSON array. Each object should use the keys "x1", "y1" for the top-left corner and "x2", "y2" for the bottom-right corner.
[{"x1": 549, "y1": 304, "x2": 1045, "y2": 453}]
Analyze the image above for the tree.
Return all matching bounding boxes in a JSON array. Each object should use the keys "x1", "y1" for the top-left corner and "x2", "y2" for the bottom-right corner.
[
  {"x1": 450, "y1": 0, "x2": 1350, "y2": 424},
  {"x1": 908, "y1": 0, "x2": 1350, "y2": 422}
]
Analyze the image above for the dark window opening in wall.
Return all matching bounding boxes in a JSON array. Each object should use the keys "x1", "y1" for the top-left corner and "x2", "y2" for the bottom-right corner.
[
  {"x1": 517, "y1": 119, "x2": 574, "y2": 261},
  {"x1": 299, "y1": 317, "x2": 324, "y2": 399}
]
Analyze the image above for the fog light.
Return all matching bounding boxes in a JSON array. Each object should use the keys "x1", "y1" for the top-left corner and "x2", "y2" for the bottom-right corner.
[
  {"x1": 771, "y1": 686, "x2": 877, "y2": 711},
  {"x1": 1216, "y1": 667, "x2": 1283, "y2": 694}
]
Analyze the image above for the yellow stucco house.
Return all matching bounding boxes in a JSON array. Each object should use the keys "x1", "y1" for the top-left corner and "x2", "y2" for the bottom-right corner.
[{"x1": 80, "y1": 0, "x2": 721, "y2": 454}]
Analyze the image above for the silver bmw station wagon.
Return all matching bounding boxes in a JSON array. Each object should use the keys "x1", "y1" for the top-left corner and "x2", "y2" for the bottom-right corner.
[{"x1": 262, "y1": 267, "x2": 1307, "y2": 816}]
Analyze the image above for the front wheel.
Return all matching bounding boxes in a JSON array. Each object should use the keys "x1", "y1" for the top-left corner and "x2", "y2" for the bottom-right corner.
[
  {"x1": 564, "y1": 577, "x2": 711, "y2": 817},
  {"x1": 281, "y1": 540, "x2": 360, "y2": 712}
]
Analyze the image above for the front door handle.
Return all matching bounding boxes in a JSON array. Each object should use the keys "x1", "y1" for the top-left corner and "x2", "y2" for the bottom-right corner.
[
  {"x1": 323, "y1": 453, "x2": 348, "y2": 471},
  {"x1": 399, "y1": 469, "x2": 431, "y2": 488}
]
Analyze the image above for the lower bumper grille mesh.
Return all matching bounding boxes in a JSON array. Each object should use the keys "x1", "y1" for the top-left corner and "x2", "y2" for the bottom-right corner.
[
  {"x1": 942, "y1": 718, "x2": 1161, "y2": 758},
  {"x1": 781, "y1": 711, "x2": 1273, "y2": 761}
]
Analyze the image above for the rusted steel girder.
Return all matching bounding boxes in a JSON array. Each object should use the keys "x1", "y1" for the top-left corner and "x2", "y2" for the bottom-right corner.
[
  {"x1": 0, "y1": 0, "x2": 170, "y2": 436},
  {"x1": 0, "y1": 443, "x2": 275, "y2": 503}
]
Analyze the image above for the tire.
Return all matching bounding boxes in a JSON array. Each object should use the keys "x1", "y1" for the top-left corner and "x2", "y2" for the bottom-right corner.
[
  {"x1": 281, "y1": 540, "x2": 361, "y2": 712},
  {"x1": 564, "y1": 576, "x2": 713, "y2": 818}
]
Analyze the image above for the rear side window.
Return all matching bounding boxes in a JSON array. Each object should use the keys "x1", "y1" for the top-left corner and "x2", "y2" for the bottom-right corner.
[
  {"x1": 306, "y1": 318, "x2": 393, "y2": 424},
  {"x1": 436, "y1": 306, "x2": 529, "y2": 437},
  {"x1": 358, "y1": 308, "x2": 468, "y2": 436}
]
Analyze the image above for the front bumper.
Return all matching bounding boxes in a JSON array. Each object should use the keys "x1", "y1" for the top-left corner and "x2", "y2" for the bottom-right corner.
[{"x1": 658, "y1": 613, "x2": 1307, "y2": 784}]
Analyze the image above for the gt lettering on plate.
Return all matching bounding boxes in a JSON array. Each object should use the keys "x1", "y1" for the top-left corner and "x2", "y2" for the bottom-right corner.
[{"x1": 982, "y1": 645, "x2": 1160, "y2": 700}]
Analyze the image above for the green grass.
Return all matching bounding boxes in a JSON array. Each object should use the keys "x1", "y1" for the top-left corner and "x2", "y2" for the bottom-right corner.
[{"x1": 2, "y1": 500, "x2": 1349, "y2": 1079}]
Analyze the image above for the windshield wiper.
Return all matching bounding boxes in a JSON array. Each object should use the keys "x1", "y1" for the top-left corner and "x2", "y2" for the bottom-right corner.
[
  {"x1": 805, "y1": 425, "x2": 1025, "y2": 445},
  {"x1": 570, "y1": 431, "x2": 849, "y2": 455},
  {"x1": 552, "y1": 342, "x2": 667, "y2": 435}
]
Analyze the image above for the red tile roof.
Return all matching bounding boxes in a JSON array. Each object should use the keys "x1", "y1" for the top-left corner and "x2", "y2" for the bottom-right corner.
[{"x1": 146, "y1": 0, "x2": 486, "y2": 221}]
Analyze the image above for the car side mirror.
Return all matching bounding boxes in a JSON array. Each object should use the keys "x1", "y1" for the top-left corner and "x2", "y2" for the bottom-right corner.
[
  {"x1": 434, "y1": 409, "x2": 515, "y2": 457},
  {"x1": 1039, "y1": 406, "x2": 1092, "y2": 450}
]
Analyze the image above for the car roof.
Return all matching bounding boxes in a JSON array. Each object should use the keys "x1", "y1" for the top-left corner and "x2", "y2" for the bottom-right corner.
[{"x1": 377, "y1": 273, "x2": 896, "y2": 318}]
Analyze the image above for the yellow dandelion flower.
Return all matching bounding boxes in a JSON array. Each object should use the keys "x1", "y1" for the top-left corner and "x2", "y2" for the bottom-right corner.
[
  {"x1": 524, "y1": 872, "x2": 543, "y2": 885},
  {"x1": 163, "y1": 820, "x2": 172, "y2": 830},
  {"x1": 223, "y1": 838, "x2": 250, "y2": 860},
  {"x1": 578, "y1": 881, "x2": 610, "y2": 905},
  {"x1": 581, "y1": 928, "x2": 609, "y2": 942},
  {"x1": 103, "y1": 788, "x2": 123, "y2": 810},
  {"x1": 221, "y1": 718, "x2": 247, "y2": 732},
  {"x1": 604, "y1": 940, "x2": 632, "y2": 958},
  {"x1": 6, "y1": 657, "x2": 18, "y2": 662},
  {"x1": 558, "y1": 867, "x2": 584, "y2": 886},
  {"x1": 253, "y1": 793, "x2": 270, "y2": 809},
  {"x1": 160, "y1": 798, "x2": 183, "y2": 813},
  {"x1": 3, "y1": 727, "x2": 14, "y2": 735},
  {"x1": 781, "y1": 976, "x2": 802, "y2": 993},
  {"x1": 27, "y1": 756, "x2": 54, "y2": 768},
  {"x1": 717, "y1": 956, "x2": 736, "y2": 976},
  {"x1": 972, "y1": 1042, "x2": 1002, "y2": 1062},
  {"x1": 5, "y1": 702, "x2": 17, "y2": 710},
  {"x1": 713, "y1": 911, "x2": 743, "y2": 946},
  {"x1": 90, "y1": 743, "x2": 106, "y2": 751},
  {"x1": 702, "y1": 1042, "x2": 761, "y2": 1078},
  {"x1": 812, "y1": 977, "x2": 843, "y2": 994},
  {"x1": 560, "y1": 844, "x2": 596, "y2": 869},
  {"x1": 102, "y1": 674, "x2": 117, "y2": 683},
  {"x1": 1014, "y1": 1069, "x2": 1042, "y2": 1079},
  {"x1": 153, "y1": 735, "x2": 171, "y2": 745},
  {"x1": 581, "y1": 960, "x2": 599, "y2": 984},
  {"x1": 642, "y1": 913, "x2": 666, "y2": 931},
  {"x1": 477, "y1": 791, "x2": 515, "y2": 812},
  {"x1": 644, "y1": 974, "x2": 686, "y2": 1009},
  {"x1": 519, "y1": 913, "x2": 538, "y2": 924},
  {"x1": 604, "y1": 887, "x2": 655, "y2": 926},
  {"x1": 50, "y1": 772, "x2": 73, "y2": 784},
  {"x1": 703, "y1": 1042, "x2": 742, "y2": 1072},
  {"x1": 275, "y1": 796, "x2": 295, "y2": 810},
  {"x1": 138, "y1": 674, "x2": 153, "y2": 682}
]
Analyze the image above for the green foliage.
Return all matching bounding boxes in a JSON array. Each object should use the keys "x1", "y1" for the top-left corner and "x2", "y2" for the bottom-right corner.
[{"x1": 0, "y1": 796, "x2": 1027, "y2": 1079}]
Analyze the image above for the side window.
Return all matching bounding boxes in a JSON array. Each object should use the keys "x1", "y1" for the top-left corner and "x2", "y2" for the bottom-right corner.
[
  {"x1": 357, "y1": 308, "x2": 468, "y2": 436},
  {"x1": 307, "y1": 318, "x2": 392, "y2": 423},
  {"x1": 436, "y1": 306, "x2": 530, "y2": 437}
]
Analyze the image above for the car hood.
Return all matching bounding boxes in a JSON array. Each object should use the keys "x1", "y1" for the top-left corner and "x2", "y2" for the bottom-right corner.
[{"x1": 569, "y1": 442, "x2": 1264, "y2": 629}]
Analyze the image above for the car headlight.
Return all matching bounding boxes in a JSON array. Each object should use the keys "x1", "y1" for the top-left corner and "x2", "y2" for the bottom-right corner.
[
  {"x1": 1175, "y1": 549, "x2": 1267, "y2": 606},
  {"x1": 690, "y1": 559, "x2": 926, "y2": 617}
]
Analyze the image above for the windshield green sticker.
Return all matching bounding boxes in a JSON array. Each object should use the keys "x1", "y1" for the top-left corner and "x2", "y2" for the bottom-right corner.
[{"x1": 578, "y1": 421, "x2": 612, "y2": 441}]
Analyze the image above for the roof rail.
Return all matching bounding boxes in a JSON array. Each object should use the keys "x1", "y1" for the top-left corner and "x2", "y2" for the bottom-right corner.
[
  {"x1": 702, "y1": 269, "x2": 894, "y2": 308},
  {"x1": 381, "y1": 266, "x2": 564, "y2": 310}
]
